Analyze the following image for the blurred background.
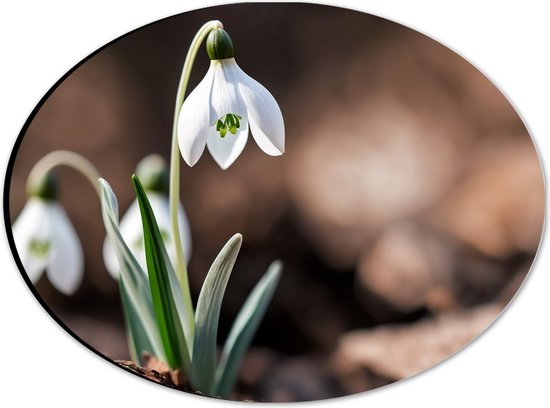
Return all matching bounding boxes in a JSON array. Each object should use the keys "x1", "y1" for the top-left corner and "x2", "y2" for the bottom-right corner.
[{"x1": 6, "y1": 3, "x2": 544, "y2": 402}]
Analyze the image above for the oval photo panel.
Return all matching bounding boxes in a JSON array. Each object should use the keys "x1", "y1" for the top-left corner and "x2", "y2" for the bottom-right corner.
[{"x1": 5, "y1": 3, "x2": 544, "y2": 402}]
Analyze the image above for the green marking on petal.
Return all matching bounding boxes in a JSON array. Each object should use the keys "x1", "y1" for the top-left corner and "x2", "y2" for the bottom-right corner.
[
  {"x1": 29, "y1": 239, "x2": 51, "y2": 258},
  {"x1": 159, "y1": 230, "x2": 170, "y2": 242},
  {"x1": 133, "y1": 237, "x2": 144, "y2": 250},
  {"x1": 134, "y1": 230, "x2": 170, "y2": 250},
  {"x1": 215, "y1": 114, "x2": 242, "y2": 138},
  {"x1": 226, "y1": 114, "x2": 235, "y2": 128}
]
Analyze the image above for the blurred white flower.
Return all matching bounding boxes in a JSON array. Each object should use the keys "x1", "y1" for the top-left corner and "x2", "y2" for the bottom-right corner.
[
  {"x1": 13, "y1": 197, "x2": 84, "y2": 295},
  {"x1": 103, "y1": 154, "x2": 192, "y2": 278},
  {"x1": 178, "y1": 56, "x2": 285, "y2": 169},
  {"x1": 103, "y1": 190, "x2": 192, "y2": 279}
]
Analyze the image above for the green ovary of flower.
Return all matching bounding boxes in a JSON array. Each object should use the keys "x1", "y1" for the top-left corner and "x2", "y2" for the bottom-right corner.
[
  {"x1": 215, "y1": 113, "x2": 242, "y2": 138},
  {"x1": 29, "y1": 239, "x2": 51, "y2": 258}
]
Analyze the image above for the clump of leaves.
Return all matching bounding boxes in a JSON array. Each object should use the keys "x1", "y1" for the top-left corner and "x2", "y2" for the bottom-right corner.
[{"x1": 100, "y1": 176, "x2": 281, "y2": 397}]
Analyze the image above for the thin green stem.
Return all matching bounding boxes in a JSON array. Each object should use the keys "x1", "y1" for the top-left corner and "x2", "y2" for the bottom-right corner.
[
  {"x1": 27, "y1": 150, "x2": 102, "y2": 197},
  {"x1": 169, "y1": 20, "x2": 223, "y2": 345}
]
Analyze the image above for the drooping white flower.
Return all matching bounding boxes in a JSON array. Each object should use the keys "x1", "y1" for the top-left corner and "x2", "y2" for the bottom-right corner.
[
  {"x1": 13, "y1": 197, "x2": 84, "y2": 295},
  {"x1": 102, "y1": 154, "x2": 192, "y2": 278},
  {"x1": 178, "y1": 28, "x2": 285, "y2": 170}
]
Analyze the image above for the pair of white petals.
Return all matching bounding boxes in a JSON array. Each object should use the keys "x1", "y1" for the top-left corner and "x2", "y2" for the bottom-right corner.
[
  {"x1": 13, "y1": 193, "x2": 192, "y2": 294},
  {"x1": 178, "y1": 58, "x2": 285, "y2": 169}
]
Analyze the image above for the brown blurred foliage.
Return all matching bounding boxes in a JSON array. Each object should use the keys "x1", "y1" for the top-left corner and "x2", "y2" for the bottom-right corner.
[{"x1": 6, "y1": 3, "x2": 543, "y2": 402}]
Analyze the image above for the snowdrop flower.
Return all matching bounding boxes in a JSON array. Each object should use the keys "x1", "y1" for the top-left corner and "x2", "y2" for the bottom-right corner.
[
  {"x1": 178, "y1": 28, "x2": 285, "y2": 169},
  {"x1": 103, "y1": 155, "x2": 192, "y2": 278},
  {"x1": 13, "y1": 173, "x2": 84, "y2": 295}
]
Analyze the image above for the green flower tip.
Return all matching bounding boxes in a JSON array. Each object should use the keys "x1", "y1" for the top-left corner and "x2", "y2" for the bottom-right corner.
[
  {"x1": 28, "y1": 172, "x2": 58, "y2": 200},
  {"x1": 206, "y1": 28, "x2": 234, "y2": 60},
  {"x1": 135, "y1": 154, "x2": 169, "y2": 194}
]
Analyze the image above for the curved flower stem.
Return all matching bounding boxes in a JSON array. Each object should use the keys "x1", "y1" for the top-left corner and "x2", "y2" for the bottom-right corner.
[
  {"x1": 169, "y1": 20, "x2": 223, "y2": 339},
  {"x1": 27, "y1": 150, "x2": 102, "y2": 197}
]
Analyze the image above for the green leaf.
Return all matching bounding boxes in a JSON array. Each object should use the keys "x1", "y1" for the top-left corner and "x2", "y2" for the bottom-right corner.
[
  {"x1": 132, "y1": 175, "x2": 191, "y2": 373},
  {"x1": 100, "y1": 179, "x2": 165, "y2": 362},
  {"x1": 214, "y1": 260, "x2": 282, "y2": 398},
  {"x1": 192, "y1": 233, "x2": 243, "y2": 395}
]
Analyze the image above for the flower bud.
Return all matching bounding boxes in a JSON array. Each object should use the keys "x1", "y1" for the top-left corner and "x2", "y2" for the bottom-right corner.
[
  {"x1": 206, "y1": 28, "x2": 235, "y2": 60},
  {"x1": 136, "y1": 154, "x2": 169, "y2": 194},
  {"x1": 28, "y1": 172, "x2": 58, "y2": 200}
]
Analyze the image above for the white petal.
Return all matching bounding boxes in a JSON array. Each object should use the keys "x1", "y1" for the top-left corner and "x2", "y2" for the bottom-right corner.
[
  {"x1": 102, "y1": 236, "x2": 121, "y2": 279},
  {"x1": 115, "y1": 199, "x2": 148, "y2": 272},
  {"x1": 46, "y1": 203, "x2": 84, "y2": 295},
  {"x1": 147, "y1": 193, "x2": 193, "y2": 266},
  {"x1": 235, "y1": 62, "x2": 285, "y2": 155},
  {"x1": 178, "y1": 65, "x2": 214, "y2": 166},
  {"x1": 177, "y1": 202, "x2": 193, "y2": 263},
  {"x1": 12, "y1": 198, "x2": 50, "y2": 283},
  {"x1": 206, "y1": 119, "x2": 249, "y2": 169},
  {"x1": 209, "y1": 59, "x2": 247, "y2": 124}
]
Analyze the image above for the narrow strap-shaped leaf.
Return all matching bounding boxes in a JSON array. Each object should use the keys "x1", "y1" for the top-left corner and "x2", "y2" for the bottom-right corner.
[
  {"x1": 214, "y1": 260, "x2": 282, "y2": 398},
  {"x1": 132, "y1": 175, "x2": 191, "y2": 373},
  {"x1": 166, "y1": 253, "x2": 194, "y2": 353},
  {"x1": 119, "y1": 279, "x2": 155, "y2": 365},
  {"x1": 100, "y1": 179, "x2": 165, "y2": 361},
  {"x1": 192, "y1": 233, "x2": 243, "y2": 395}
]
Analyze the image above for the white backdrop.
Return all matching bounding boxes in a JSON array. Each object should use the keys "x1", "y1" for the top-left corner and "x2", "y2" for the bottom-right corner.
[{"x1": 1, "y1": 1, "x2": 548, "y2": 407}]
